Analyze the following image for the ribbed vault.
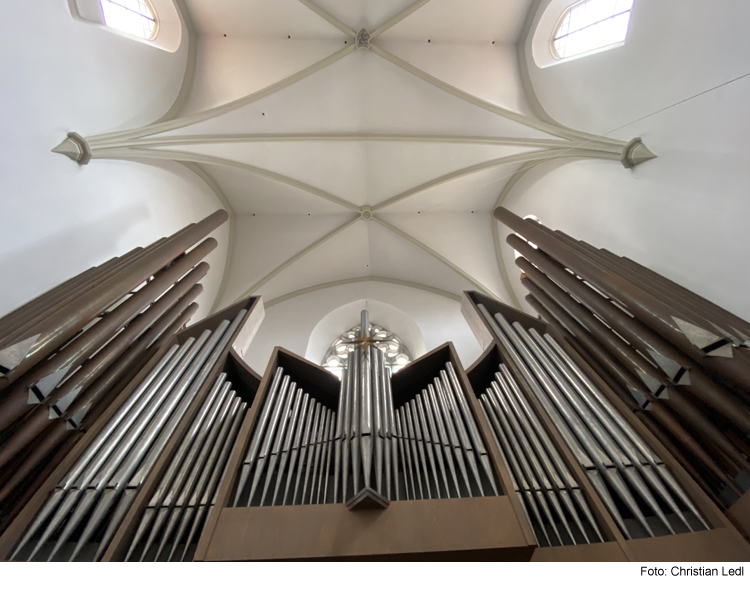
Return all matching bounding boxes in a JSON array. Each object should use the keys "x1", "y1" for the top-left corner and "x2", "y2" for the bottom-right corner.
[{"x1": 53, "y1": 0, "x2": 653, "y2": 316}]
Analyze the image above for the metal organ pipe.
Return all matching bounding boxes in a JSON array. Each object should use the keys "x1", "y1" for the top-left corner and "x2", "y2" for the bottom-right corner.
[
  {"x1": 477, "y1": 303, "x2": 709, "y2": 544},
  {"x1": 232, "y1": 310, "x2": 498, "y2": 508},
  {"x1": 10, "y1": 307, "x2": 247, "y2": 561}
]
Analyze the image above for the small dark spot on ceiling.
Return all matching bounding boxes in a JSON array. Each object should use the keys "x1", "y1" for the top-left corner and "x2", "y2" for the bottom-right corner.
[
  {"x1": 428, "y1": 39, "x2": 431, "y2": 43},
  {"x1": 288, "y1": 35, "x2": 291, "y2": 39},
  {"x1": 224, "y1": 34, "x2": 227, "y2": 37}
]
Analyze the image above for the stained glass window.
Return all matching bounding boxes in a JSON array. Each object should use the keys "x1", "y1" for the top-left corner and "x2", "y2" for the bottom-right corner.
[{"x1": 321, "y1": 323, "x2": 412, "y2": 379}]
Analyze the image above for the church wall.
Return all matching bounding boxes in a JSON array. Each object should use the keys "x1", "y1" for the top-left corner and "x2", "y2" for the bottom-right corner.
[
  {"x1": 503, "y1": 0, "x2": 750, "y2": 321},
  {"x1": 303, "y1": 298, "x2": 428, "y2": 365},
  {"x1": 1, "y1": 2, "x2": 227, "y2": 321},
  {"x1": 244, "y1": 282, "x2": 483, "y2": 375},
  {"x1": 524, "y1": 0, "x2": 750, "y2": 135}
]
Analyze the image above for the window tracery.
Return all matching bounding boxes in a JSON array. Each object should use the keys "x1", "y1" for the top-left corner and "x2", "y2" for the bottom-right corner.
[{"x1": 321, "y1": 323, "x2": 412, "y2": 379}]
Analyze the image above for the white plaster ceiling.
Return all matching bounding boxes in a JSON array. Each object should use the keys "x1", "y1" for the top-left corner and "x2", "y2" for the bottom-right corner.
[
  {"x1": 85, "y1": 0, "x2": 631, "y2": 369},
  {"x1": 304, "y1": 298, "x2": 428, "y2": 363},
  {"x1": 185, "y1": 0, "x2": 531, "y2": 43},
  {"x1": 185, "y1": 0, "x2": 343, "y2": 38},
  {"x1": 377, "y1": 0, "x2": 531, "y2": 43},
  {"x1": 170, "y1": 0, "x2": 544, "y2": 312}
]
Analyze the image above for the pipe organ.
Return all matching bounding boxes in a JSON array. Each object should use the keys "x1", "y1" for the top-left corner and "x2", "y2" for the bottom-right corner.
[
  {"x1": 478, "y1": 306, "x2": 707, "y2": 546},
  {"x1": 0, "y1": 208, "x2": 749, "y2": 561},
  {"x1": 10, "y1": 310, "x2": 247, "y2": 561},
  {"x1": 493, "y1": 207, "x2": 750, "y2": 526},
  {"x1": 233, "y1": 364, "x2": 338, "y2": 508},
  {"x1": 0, "y1": 211, "x2": 227, "y2": 534},
  {"x1": 126, "y1": 373, "x2": 247, "y2": 562}
]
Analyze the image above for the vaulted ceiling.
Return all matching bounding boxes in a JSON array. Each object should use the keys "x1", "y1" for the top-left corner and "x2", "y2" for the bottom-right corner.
[
  {"x1": 8, "y1": 0, "x2": 740, "y2": 373},
  {"x1": 80, "y1": 0, "x2": 629, "y2": 314},
  {"x1": 58, "y1": 0, "x2": 637, "y2": 368}
]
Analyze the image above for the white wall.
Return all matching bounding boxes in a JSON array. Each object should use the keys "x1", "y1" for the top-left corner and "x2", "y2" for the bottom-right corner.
[
  {"x1": 525, "y1": 0, "x2": 750, "y2": 134},
  {"x1": 244, "y1": 282, "x2": 482, "y2": 375},
  {"x1": 304, "y1": 298, "x2": 427, "y2": 364},
  {"x1": 1, "y1": 2, "x2": 227, "y2": 321},
  {"x1": 505, "y1": 0, "x2": 750, "y2": 320}
]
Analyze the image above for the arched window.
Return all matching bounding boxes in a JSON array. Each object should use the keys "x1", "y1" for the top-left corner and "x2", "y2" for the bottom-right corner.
[
  {"x1": 67, "y1": 0, "x2": 182, "y2": 52},
  {"x1": 100, "y1": 1, "x2": 157, "y2": 40},
  {"x1": 552, "y1": 0, "x2": 633, "y2": 60},
  {"x1": 321, "y1": 323, "x2": 412, "y2": 379}
]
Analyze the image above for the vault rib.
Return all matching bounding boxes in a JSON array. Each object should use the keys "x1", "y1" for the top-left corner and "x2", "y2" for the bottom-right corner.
[
  {"x1": 98, "y1": 133, "x2": 573, "y2": 149},
  {"x1": 265, "y1": 276, "x2": 462, "y2": 308},
  {"x1": 371, "y1": 0, "x2": 435, "y2": 39},
  {"x1": 52, "y1": 1, "x2": 656, "y2": 321},
  {"x1": 368, "y1": 43, "x2": 626, "y2": 149},
  {"x1": 87, "y1": 44, "x2": 357, "y2": 145},
  {"x1": 234, "y1": 216, "x2": 362, "y2": 302},
  {"x1": 178, "y1": 162, "x2": 237, "y2": 315},
  {"x1": 371, "y1": 215, "x2": 498, "y2": 299},
  {"x1": 372, "y1": 149, "x2": 563, "y2": 212},
  {"x1": 153, "y1": 0, "x2": 197, "y2": 125},
  {"x1": 488, "y1": 152, "x2": 622, "y2": 311},
  {"x1": 92, "y1": 147, "x2": 362, "y2": 213},
  {"x1": 296, "y1": 0, "x2": 357, "y2": 37},
  {"x1": 490, "y1": 161, "x2": 542, "y2": 310}
]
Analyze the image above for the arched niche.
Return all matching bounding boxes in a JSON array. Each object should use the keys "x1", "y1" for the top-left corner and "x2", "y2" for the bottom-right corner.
[{"x1": 304, "y1": 299, "x2": 427, "y2": 368}]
